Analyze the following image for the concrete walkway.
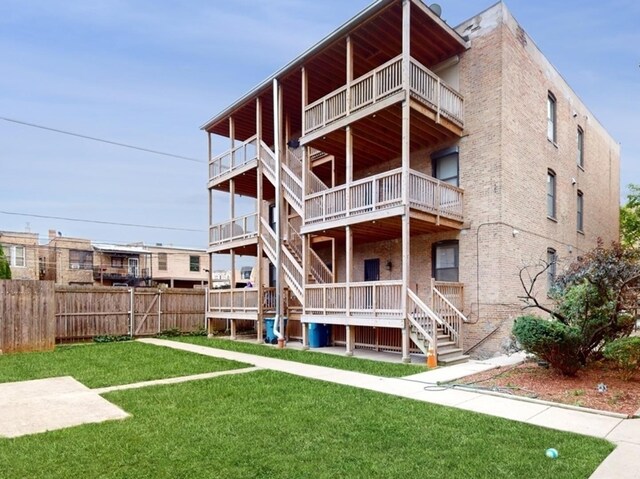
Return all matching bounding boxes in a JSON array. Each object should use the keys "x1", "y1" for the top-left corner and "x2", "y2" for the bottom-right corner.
[{"x1": 139, "y1": 338, "x2": 640, "y2": 479}]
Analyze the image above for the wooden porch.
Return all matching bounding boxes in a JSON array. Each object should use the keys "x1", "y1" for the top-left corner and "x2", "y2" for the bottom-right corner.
[{"x1": 302, "y1": 167, "x2": 463, "y2": 234}]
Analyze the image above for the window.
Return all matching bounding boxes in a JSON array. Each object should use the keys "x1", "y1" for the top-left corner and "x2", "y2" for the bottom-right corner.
[
  {"x1": 2, "y1": 245, "x2": 26, "y2": 267},
  {"x1": 111, "y1": 257, "x2": 125, "y2": 268},
  {"x1": 547, "y1": 248, "x2": 557, "y2": 291},
  {"x1": 189, "y1": 255, "x2": 200, "y2": 272},
  {"x1": 577, "y1": 127, "x2": 584, "y2": 168},
  {"x1": 577, "y1": 190, "x2": 584, "y2": 232},
  {"x1": 158, "y1": 253, "x2": 167, "y2": 271},
  {"x1": 547, "y1": 169, "x2": 556, "y2": 219},
  {"x1": 432, "y1": 241, "x2": 459, "y2": 282},
  {"x1": 69, "y1": 250, "x2": 93, "y2": 270},
  {"x1": 547, "y1": 93, "x2": 557, "y2": 143},
  {"x1": 432, "y1": 147, "x2": 459, "y2": 187}
]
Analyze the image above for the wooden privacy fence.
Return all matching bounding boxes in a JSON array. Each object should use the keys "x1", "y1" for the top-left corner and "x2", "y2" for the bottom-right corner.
[
  {"x1": 0, "y1": 280, "x2": 56, "y2": 353},
  {"x1": 55, "y1": 287, "x2": 206, "y2": 341}
]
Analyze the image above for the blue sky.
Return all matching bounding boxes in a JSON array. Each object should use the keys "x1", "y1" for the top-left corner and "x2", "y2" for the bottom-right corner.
[{"x1": 1, "y1": 0, "x2": 638, "y2": 249}]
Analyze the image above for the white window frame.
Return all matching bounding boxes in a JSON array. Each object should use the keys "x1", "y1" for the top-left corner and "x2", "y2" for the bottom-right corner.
[
  {"x1": 2, "y1": 245, "x2": 26, "y2": 268},
  {"x1": 547, "y1": 93, "x2": 557, "y2": 143}
]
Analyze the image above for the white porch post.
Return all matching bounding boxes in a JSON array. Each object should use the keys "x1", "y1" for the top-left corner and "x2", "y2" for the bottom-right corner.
[
  {"x1": 400, "y1": 0, "x2": 411, "y2": 363},
  {"x1": 345, "y1": 225, "x2": 354, "y2": 356},
  {"x1": 256, "y1": 97, "x2": 264, "y2": 343},
  {"x1": 273, "y1": 78, "x2": 286, "y2": 348}
]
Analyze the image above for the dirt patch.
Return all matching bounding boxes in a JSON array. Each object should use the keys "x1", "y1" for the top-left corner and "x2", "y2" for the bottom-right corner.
[{"x1": 457, "y1": 359, "x2": 640, "y2": 417}]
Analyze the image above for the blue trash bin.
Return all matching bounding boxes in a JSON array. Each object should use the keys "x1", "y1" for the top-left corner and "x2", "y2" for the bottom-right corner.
[
  {"x1": 264, "y1": 317, "x2": 287, "y2": 344},
  {"x1": 309, "y1": 323, "x2": 330, "y2": 348}
]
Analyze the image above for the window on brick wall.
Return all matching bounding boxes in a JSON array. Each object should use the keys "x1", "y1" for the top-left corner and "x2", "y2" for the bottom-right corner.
[
  {"x1": 69, "y1": 250, "x2": 93, "y2": 270},
  {"x1": 432, "y1": 241, "x2": 459, "y2": 282},
  {"x1": 432, "y1": 147, "x2": 459, "y2": 187},
  {"x1": 577, "y1": 127, "x2": 584, "y2": 168},
  {"x1": 547, "y1": 92, "x2": 557, "y2": 143},
  {"x1": 111, "y1": 257, "x2": 124, "y2": 268},
  {"x1": 577, "y1": 190, "x2": 584, "y2": 232},
  {"x1": 547, "y1": 248, "x2": 557, "y2": 291},
  {"x1": 189, "y1": 255, "x2": 200, "y2": 272},
  {"x1": 158, "y1": 252, "x2": 167, "y2": 271},
  {"x1": 547, "y1": 169, "x2": 556, "y2": 219},
  {"x1": 2, "y1": 245, "x2": 26, "y2": 267}
]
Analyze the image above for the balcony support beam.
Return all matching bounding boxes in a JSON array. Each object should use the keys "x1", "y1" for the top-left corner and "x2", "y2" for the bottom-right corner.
[{"x1": 401, "y1": 0, "x2": 411, "y2": 364}]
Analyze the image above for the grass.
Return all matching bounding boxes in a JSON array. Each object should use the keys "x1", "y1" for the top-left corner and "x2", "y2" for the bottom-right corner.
[
  {"x1": 176, "y1": 336, "x2": 426, "y2": 377},
  {"x1": 0, "y1": 370, "x2": 613, "y2": 478},
  {"x1": 0, "y1": 342, "x2": 249, "y2": 388}
]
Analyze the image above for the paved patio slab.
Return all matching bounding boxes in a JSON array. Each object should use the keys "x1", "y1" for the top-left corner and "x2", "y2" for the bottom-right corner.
[{"x1": 0, "y1": 377, "x2": 129, "y2": 438}]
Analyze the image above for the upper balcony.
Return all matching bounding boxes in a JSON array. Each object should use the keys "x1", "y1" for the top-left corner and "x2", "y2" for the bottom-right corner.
[
  {"x1": 302, "y1": 167, "x2": 463, "y2": 235},
  {"x1": 302, "y1": 55, "x2": 463, "y2": 143}
]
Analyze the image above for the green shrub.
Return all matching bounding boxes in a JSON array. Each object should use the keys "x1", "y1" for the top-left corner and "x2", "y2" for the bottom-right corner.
[
  {"x1": 0, "y1": 247, "x2": 11, "y2": 280},
  {"x1": 156, "y1": 327, "x2": 207, "y2": 338},
  {"x1": 603, "y1": 337, "x2": 640, "y2": 380},
  {"x1": 512, "y1": 315, "x2": 582, "y2": 376}
]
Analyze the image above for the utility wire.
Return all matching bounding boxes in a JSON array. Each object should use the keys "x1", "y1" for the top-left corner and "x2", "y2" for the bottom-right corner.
[
  {"x1": 0, "y1": 116, "x2": 205, "y2": 164},
  {"x1": 0, "y1": 210, "x2": 205, "y2": 233}
]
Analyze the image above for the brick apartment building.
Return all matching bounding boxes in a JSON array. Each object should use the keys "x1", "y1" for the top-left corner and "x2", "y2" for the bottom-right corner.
[
  {"x1": 0, "y1": 231, "x2": 40, "y2": 280},
  {"x1": 203, "y1": 0, "x2": 619, "y2": 361}
]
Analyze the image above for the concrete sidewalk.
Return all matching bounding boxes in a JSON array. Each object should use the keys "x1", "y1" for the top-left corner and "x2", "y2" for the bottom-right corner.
[{"x1": 139, "y1": 338, "x2": 640, "y2": 479}]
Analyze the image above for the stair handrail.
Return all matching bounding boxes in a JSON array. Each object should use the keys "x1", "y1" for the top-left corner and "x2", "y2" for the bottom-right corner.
[
  {"x1": 281, "y1": 162, "x2": 304, "y2": 216},
  {"x1": 309, "y1": 248, "x2": 333, "y2": 284},
  {"x1": 432, "y1": 286, "x2": 467, "y2": 349},
  {"x1": 259, "y1": 217, "x2": 277, "y2": 262},
  {"x1": 259, "y1": 140, "x2": 277, "y2": 179},
  {"x1": 407, "y1": 289, "x2": 439, "y2": 356}
]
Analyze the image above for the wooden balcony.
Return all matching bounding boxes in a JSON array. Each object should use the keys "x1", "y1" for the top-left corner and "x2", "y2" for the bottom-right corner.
[
  {"x1": 207, "y1": 287, "x2": 275, "y2": 320},
  {"x1": 208, "y1": 135, "x2": 258, "y2": 186},
  {"x1": 304, "y1": 281, "x2": 404, "y2": 328},
  {"x1": 302, "y1": 168, "x2": 463, "y2": 233},
  {"x1": 302, "y1": 55, "x2": 463, "y2": 141},
  {"x1": 208, "y1": 213, "x2": 258, "y2": 253}
]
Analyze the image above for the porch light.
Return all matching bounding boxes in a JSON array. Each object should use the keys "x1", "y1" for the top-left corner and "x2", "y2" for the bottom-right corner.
[{"x1": 385, "y1": 261, "x2": 392, "y2": 271}]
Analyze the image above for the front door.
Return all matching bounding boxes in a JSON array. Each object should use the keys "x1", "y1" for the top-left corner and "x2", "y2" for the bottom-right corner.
[
  {"x1": 128, "y1": 258, "x2": 139, "y2": 277},
  {"x1": 363, "y1": 259, "x2": 380, "y2": 310}
]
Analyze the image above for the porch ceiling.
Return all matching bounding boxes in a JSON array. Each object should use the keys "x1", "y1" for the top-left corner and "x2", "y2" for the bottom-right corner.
[
  {"x1": 211, "y1": 169, "x2": 276, "y2": 202},
  {"x1": 308, "y1": 105, "x2": 460, "y2": 186},
  {"x1": 310, "y1": 213, "x2": 461, "y2": 245},
  {"x1": 204, "y1": 0, "x2": 465, "y2": 146}
]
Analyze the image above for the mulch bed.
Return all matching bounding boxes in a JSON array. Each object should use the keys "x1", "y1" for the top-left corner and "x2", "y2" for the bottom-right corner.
[{"x1": 458, "y1": 359, "x2": 640, "y2": 417}]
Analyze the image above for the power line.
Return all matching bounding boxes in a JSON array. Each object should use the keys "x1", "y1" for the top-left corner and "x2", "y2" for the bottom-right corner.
[
  {"x1": 0, "y1": 210, "x2": 205, "y2": 233},
  {"x1": 0, "y1": 116, "x2": 205, "y2": 164}
]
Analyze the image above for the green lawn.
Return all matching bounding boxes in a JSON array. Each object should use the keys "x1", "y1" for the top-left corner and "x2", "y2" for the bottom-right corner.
[
  {"x1": 0, "y1": 342, "x2": 249, "y2": 388},
  {"x1": 176, "y1": 336, "x2": 426, "y2": 377},
  {"x1": 0, "y1": 370, "x2": 613, "y2": 478}
]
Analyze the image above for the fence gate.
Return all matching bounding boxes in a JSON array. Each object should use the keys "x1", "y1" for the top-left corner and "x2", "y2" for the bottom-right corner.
[{"x1": 133, "y1": 289, "x2": 162, "y2": 336}]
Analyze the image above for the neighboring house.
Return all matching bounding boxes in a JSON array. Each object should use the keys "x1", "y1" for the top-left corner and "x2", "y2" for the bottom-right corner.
[
  {"x1": 146, "y1": 244, "x2": 208, "y2": 289},
  {"x1": 46, "y1": 231, "x2": 94, "y2": 286},
  {"x1": 0, "y1": 231, "x2": 39, "y2": 280},
  {"x1": 93, "y1": 243, "x2": 152, "y2": 287},
  {"x1": 203, "y1": 0, "x2": 619, "y2": 361}
]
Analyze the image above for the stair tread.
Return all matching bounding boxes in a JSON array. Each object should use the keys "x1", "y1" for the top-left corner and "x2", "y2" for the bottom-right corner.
[{"x1": 438, "y1": 354, "x2": 470, "y2": 365}]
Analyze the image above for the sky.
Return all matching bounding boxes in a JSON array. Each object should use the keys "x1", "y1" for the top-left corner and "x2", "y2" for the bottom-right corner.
[{"x1": 1, "y1": 0, "x2": 638, "y2": 250}]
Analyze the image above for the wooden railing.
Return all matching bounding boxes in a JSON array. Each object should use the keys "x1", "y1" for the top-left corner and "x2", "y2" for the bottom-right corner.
[
  {"x1": 305, "y1": 281, "x2": 403, "y2": 317},
  {"x1": 305, "y1": 168, "x2": 403, "y2": 224},
  {"x1": 208, "y1": 288, "x2": 259, "y2": 313},
  {"x1": 209, "y1": 213, "x2": 258, "y2": 245},
  {"x1": 303, "y1": 55, "x2": 464, "y2": 135},
  {"x1": 306, "y1": 168, "x2": 464, "y2": 225},
  {"x1": 409, "y1": 57, "x2": 464, "y2": 126},
  {"x1": 431, "y1": 284, "x2": 467, "y2": 349},
  {"x1": 260, "y1": 217, "x2": 277, "y2": 262},
  {"x1": 209, "y1": 135, "x2": 258, "y2": 181},
  {"x1": 433, "y1": 281, "x2": 464, "y2": 312},
  {"x1": 304, "y1": 55, "x2": 403, "y2": 134},
  {"x1": 408, "y1": 170, "x2": 464, "y2": 221},
  {"x1": 282, "y1": 162, "x2": 303, "y2": 216},
  {"x1": 282, "y1": 247, "x2": 304, "y2": 302},
  {"x1": 259, "y1": 141, "x2": 277, "y2": 183},
  {"x1": 309, "y1": 249, "x2": 333, "y2": 284},
  {"x1": 407, "y1": 288, "x2": 439, "y2": 356}
]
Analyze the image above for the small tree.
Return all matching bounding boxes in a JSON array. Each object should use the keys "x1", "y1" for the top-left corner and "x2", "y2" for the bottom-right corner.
[
  {"x1": 0, "y1": 247, "x2": 11, "y2": 279},
  {"x1": 515, "y1": 241, "x2": 640, "y2": 374},
  {"x1": 621, "y1": 183, "x2": 640, "y2": 246}
]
